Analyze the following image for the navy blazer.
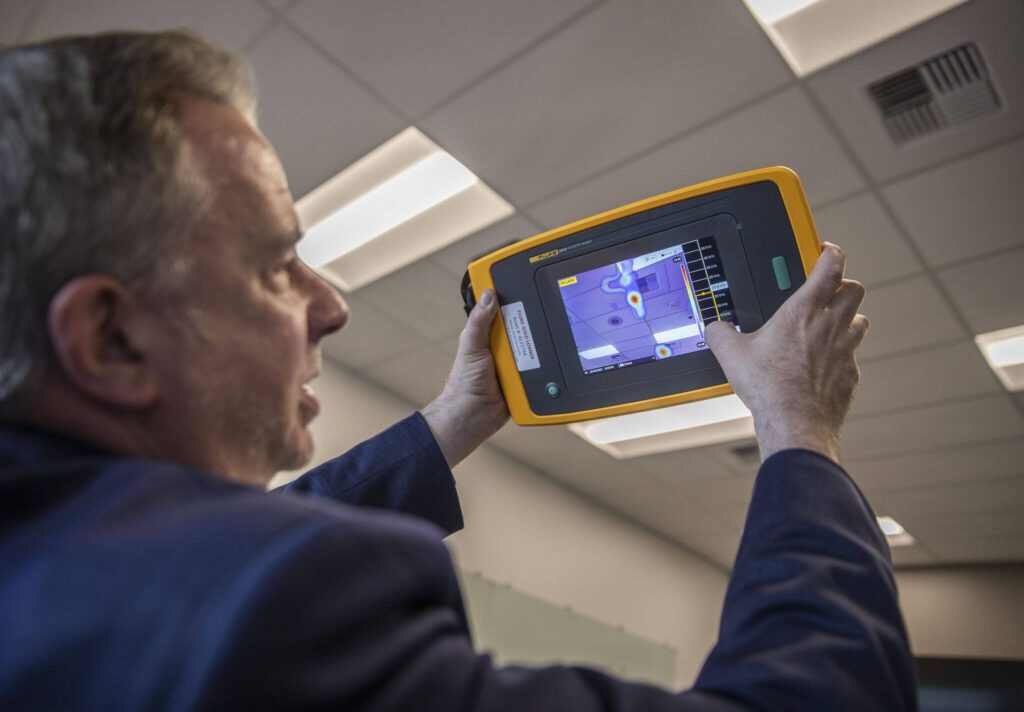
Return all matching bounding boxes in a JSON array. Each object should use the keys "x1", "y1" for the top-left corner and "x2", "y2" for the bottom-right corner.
[{"x1": 0, "y1": 413, "x2": 916, "y2": 710}]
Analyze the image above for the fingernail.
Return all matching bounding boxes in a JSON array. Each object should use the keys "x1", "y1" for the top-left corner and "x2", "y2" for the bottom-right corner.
[{"x1": 480, "y1": 290, "x2": 494, "y2": 307}]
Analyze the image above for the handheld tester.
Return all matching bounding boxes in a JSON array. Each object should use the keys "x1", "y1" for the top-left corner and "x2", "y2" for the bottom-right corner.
[{"x1": 461, "y1": 167, "x2": 821, "y2": 426}]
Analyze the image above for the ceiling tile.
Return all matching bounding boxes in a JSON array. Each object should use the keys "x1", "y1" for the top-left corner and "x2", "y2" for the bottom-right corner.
[
  {"x1": 805, "y1": 0, "x2": 1024, "y2": 184},
  {"x1": 889, "y1": 546, "x2": 939, "y2": 568},
  {"x1": 528, "y1": 87, "x2": 864, "y2": 228},
  {"x1": 0, "y1": 0, "x2": 35, "y2": 46},
  {"x1": 488, "y1": 422, "x2": 661, "y2": 495},
  {"x1": 928, "y1": 537, "x2": 1024, "y2": 565},
  {"x1": 811, "y1": 192, "x2": 922, "y2": 287},
  {"x1": 245, "y1": 24, "x2": 405, "y2": 198},
  {"x1": 261, "y1": 0, "x2": 299, "y2": 10},
  {"x1": 881, "y1": 138, "x2": 1024, "y2": 268},
  {"x1": 875, "y1": 479, "x2": 1024, "y2": 518},
  {"x1": 321, "y1": 291, "x2": 417, "y2": 369},
  {"x1": 360, "y1": 343, "x2": 453, "y2": 408},
  {"x1": 613, "y1": 478, "x2": 742, "y2": 538},
  {"x1": 675, "y1": 532, "x2": 743, "y2": 571},
  {"x1": 702, "y1": 439, "x2": 763, "y2": 477},
  {"x1": 23, "y1": 0, "x2": 273, "y2": 50},
  {"x1": 678, "y1": 474, "x2": 756, "y2": 513},
  {"x1": 638, "y1": 503, "x2": 740, "y2": 540},
  {"x1": 846, "y1": 439, "x2": 1024, "y2": 493},
  {"x1": 898, "y1": 509, "x2": 1024, "y2": 545},
  {"x1": 288, "y1": 0, "x2": 596, "y2": 118},
  {"x1": 629, "y1": 446, "x2": 732, "y2": 484},
  {"x1": 422, "y1": 0, "x2": 792, "y2": 207},
  {"x1": 712, "y1": 504, "x2": 754, "y2": 531},
  {"x1": 840, "y1": 394, "x2": 1024, "y2": 460},
  {"x1": 856, "y1": 276, "x2": 965, "y2": 360},
  {"x1": 431, "y1": 214, "x2": 538, "y2": 279},
  {"x1": 936, "y1": 245, "x2": 1024, "y2": 335},
  {"x1": 850, "y1": 340, "x2": 1003, "y2": 419},
  {"x1": 355, "y1": 259, "x2": 467, "y2": 342}
]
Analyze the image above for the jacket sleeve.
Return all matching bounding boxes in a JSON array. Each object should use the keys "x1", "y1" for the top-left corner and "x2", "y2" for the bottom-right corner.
[
  {"x1": 274, "y1": 412, "x2": 463, "y2": 535},
  {"x1": 220, "y1": 449, "x2": 915, "y2": 711},
  {"x1": 692, "y1": 449, "x2": 918, "y2": 711}
]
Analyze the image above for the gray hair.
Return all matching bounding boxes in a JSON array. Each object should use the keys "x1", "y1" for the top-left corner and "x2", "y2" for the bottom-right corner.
[{"x1": 0, "y1": 31, "x2": 256, "y2": 402}]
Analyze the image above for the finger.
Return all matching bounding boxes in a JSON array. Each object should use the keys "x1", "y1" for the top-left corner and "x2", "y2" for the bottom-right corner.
[
  {"x1": 828, "y1": 279, "x2": 866, "y2": 328},
  {"x1": 704, "y1": 319, "x2": 741, "y2": 359},
  {"x1": 460, "y1": 289, "x2": 498, "y2": 352},
  {"x1": 796, "y1": 243, "x2": 846, "y2": 310},
  {"x1": 848, "y1": 314, "x2": 869, "y2": 350}
]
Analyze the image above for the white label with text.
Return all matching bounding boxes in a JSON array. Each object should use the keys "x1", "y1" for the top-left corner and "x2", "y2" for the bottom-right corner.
[{"x1": 501, "y1": 301, "x2": 540, "y2": 372}]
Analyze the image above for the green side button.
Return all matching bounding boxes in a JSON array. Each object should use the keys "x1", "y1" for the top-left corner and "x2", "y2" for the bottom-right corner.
[{"x1": 771, "y1": 256, "x2": 792, "y2": 291}]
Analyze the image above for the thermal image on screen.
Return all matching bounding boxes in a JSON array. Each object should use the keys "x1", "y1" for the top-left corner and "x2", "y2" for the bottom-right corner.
[{"x1": 558, "y1": 236, "x2": 735, "y2": 375}]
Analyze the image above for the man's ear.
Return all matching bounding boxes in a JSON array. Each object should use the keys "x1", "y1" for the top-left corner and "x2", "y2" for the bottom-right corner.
[{"x1": 47, "y1": 275, "x2": 161, "y2": 410}]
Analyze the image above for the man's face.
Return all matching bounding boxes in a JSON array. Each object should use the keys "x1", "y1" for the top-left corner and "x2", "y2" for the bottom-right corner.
[{"x1": 154, "y1": 98, "x2": 347, "y2": 484}]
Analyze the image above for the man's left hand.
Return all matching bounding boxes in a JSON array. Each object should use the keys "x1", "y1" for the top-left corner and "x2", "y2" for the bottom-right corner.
[{"x1": 421, "y1": 289, "x2": 509, "y2": 468}]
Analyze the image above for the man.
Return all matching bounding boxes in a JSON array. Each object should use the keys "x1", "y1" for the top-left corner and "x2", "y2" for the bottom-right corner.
[{"x1": 0, "y1": 31, "x2": 915, "y2": 710}]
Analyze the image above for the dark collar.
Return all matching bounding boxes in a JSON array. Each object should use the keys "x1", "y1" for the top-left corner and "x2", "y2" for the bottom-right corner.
[{"x1": 0, "y1": 423, "x2": 110, "y2": 467}]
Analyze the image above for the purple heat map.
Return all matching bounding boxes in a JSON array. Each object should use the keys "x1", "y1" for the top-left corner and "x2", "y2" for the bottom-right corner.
[{"x1": 558, "y1": 242, "x2": 710, "y2": 376}]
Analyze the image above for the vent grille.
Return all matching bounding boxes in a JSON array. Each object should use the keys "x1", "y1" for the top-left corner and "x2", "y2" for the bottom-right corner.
[{"x1": 867, "y1": 43, "x2": 1001, "y2": 145}]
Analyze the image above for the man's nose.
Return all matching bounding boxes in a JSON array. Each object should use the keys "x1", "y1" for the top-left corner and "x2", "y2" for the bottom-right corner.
[{"x1": 306, "y1": 267, "x2": 349, "y2": 342}]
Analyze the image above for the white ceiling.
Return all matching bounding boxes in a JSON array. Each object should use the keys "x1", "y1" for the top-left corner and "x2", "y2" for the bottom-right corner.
[{"x1": 11, "y1": 0, "x2": 1023, "y2": 571}]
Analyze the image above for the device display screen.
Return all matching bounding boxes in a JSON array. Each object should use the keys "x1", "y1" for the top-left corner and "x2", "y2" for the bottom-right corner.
[{"x1": 556, "y1": 236, "x2": 736, "y2": 376}]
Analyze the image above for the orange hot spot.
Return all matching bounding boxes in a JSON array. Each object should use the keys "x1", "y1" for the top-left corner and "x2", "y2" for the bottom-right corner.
[{"x1": 629, "y1": 292, "x2": 641, "y2": 305}]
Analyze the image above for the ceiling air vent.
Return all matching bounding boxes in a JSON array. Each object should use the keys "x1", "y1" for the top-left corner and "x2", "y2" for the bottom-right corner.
[
  {"x1": 867, "y1": 42, "x2": 1001, "y2": 145},
  {"x1": 726, "y1": 442, "x2": 762, "y2": 469}
]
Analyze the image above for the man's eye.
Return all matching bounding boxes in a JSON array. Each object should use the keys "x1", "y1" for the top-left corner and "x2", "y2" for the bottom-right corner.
[{"x1": 271, "y1": 257, "x2": 298, "y2": 286}]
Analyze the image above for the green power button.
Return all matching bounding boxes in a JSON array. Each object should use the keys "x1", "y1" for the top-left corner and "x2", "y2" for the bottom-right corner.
[{"x1": 771, "y1": 256, "x2": 792, "y2": 291}]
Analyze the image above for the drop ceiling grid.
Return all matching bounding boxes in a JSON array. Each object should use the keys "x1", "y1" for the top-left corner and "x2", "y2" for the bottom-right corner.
[
  {"x1": 19, "y1": 0, "x2": 275, "y2": 50},
  {"x1": 261, "y1": 0, "x2": 1024, "y2": 568},
  {"x1": 280, "y1": 0, "x2": 1024, "y2": 569},
  {"x1": 284, "y1": 0, "x2": 605, "y2": 119},
  {"x1": 418, "y1": 0, "x2": 795, "y2": 208},
  {"x1": 14, "y1": 0, "x2": 1024, "y2": 568}
]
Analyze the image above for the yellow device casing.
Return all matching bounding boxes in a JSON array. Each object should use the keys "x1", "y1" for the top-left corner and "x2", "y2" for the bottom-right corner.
[{"x1": 467, "y1": 166, "x2": 821, "y2": 426}]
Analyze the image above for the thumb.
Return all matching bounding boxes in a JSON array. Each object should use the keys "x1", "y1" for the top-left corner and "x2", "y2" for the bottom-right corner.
[
  {"x1": 704, "y1": 319, "x2": 740, "y2": 359},
  {"x1": 461, "y1": 289, "x2": 498, "y2": 354}
]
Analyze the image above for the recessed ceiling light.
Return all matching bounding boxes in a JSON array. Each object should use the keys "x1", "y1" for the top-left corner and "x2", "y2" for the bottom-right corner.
[
  {"x1": 876, "y1": 515, "x2": 916, "y2": 547},
  {"x1": 744, "y1": 0, "x2": 819, "y2": 24},
  {"x1": 975, "y1": 325, "x2": 1024, "y2": 392},
  {"x1": 296, "y1": 127, "x2": 513, "y2": 292},
  {"x1": 743, "y1": 0, "x2": 970, "y2": 76},
  {"x1": 568, "y1": 394, "x2": 755, "y2": 459}
]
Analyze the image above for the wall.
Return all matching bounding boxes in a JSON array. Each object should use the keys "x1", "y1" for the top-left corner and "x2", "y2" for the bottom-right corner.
[
  {"x1": 273, "y1": 362, "x2": 1024, "y2": 689},
  {"x1": 896, "y1": 564, "x2": 1024, "y2": 661},
  {"x1": 271, "y1": 360, "x2": 730, "y2": 686}
]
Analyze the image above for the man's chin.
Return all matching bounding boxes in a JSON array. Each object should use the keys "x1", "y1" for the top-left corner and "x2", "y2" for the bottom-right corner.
[{"x1": 268, "y1": 427, "x2": 316, "y2": 479}]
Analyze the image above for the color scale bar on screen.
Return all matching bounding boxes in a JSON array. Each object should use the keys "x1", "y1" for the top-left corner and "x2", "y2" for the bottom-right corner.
[{"x1": 679, "y1": 261, "x2": 704, "y2": 340}]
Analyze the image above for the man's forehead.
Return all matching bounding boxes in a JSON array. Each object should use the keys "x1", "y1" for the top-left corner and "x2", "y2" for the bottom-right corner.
[
  {"x1": 179, "y1": 97, "x2": 284, "y2": 189},
  {"x1": 178, "y1": 96, "x2": 299, "y2": 249}
]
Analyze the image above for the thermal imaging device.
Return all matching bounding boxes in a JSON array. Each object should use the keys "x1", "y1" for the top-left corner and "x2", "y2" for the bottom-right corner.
[{"x1": 461, "y1": 167, "x2": 821, "y2": 426}]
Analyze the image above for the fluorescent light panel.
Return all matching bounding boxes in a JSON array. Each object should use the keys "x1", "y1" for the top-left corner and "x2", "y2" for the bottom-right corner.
[
  {"x1": 745, "y1": 0, "x2": 818, "y2": 24},
  {"x1": 296, "y1": 127, "x2": 513, "y2": 292},
  {"x1": 744, "y1": 0, "x2": 971, "y2": 76},
  {"x1": 876, "y1": 516, "x2": 916, "y2": 547},
  {"x1": 652, "y1": 324, "x2": 702, "y2": 343},
  {"x1": 579, "y1": 345, "x2": 620, "y2": 360},
  {"x1": 975, "y1": 324, "x2": 1024, "y2": 392},
  {"x1": 569, "y1": 394, "x2": 755, "y2": 459}
]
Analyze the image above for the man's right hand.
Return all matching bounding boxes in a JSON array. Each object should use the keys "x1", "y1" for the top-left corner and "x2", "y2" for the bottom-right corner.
[{"x1": 704, "y1": 243, "x2": 868, "y2": 464}]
